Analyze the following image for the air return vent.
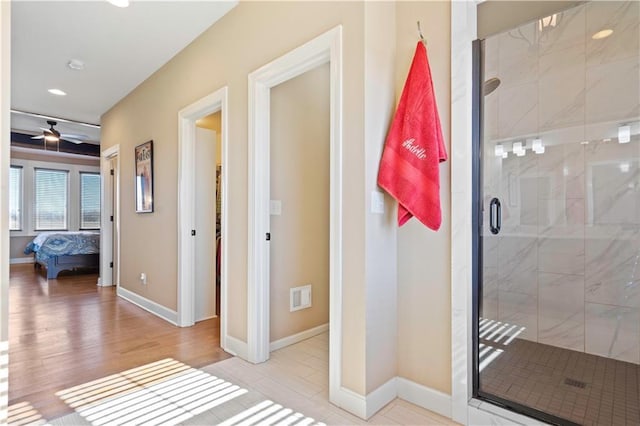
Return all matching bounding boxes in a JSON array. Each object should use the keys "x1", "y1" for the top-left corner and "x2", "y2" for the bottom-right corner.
[{"x1": 290, "y1": 285, "x2": 312, "y2": 312}]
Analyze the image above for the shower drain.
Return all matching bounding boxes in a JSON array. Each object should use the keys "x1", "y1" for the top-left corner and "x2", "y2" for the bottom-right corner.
[{"x1": 564, "y1": 378, "x2": 587, "y2": 389}]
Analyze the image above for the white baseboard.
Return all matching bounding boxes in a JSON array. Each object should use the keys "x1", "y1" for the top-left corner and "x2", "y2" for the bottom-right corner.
[
  {"x1": 10, "y1": 257, "x2": 33, "y2": 264},
  {"x1": 224, "y1": 335, "x2": 248, "y2": 360},
  {"x1": 332, "y1": 386, "x2": 367, "y2": 419},
  {"x1": 97, "y1": 277, "x2": 115, "y2": 287},
  {"x1": 330, "y1": 377, "x2": 397, "y2": 420},
  {"x1": 366, "y1": 377, "x2": 398, "y2": 419},
  {"x1": 270, "y1": 322, "x2": 329, "y2": 352},
  {"x1": 117, "y1": 286, "x2": 178, "y2": 326},
  {"x1": 397, "y1": 377, "x2": 452, "y2": 419},
  {"x1": 195, "y1": 314, "x2": 218, "y2": 322}
]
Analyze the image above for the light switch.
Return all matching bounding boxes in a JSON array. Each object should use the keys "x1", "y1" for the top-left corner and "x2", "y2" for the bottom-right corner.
[
  {"x1": 270, "y1": 200, "x2": 282, "y2": 215},
  {"x1": 371, "y1": 190, "x2": 385, "y2": 214}
]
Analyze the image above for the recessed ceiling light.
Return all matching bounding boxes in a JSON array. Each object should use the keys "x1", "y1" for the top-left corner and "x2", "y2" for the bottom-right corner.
[
  {"x1": 67, "y1": 59, "x2": 85, "y2": 70},
  {"x1": 107, "y1": 0, "x2": 130, "y2": 7},
  {"x1": 48, "y1": 88, "x2": 66, "y2": 96},
  {"x1": 592, "y1": 29, "x2": 613, "y2": 40}
]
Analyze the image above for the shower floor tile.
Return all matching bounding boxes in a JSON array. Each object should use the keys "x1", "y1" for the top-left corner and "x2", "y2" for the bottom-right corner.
[{"x1": 479, "y1": 338, "x2": 640, "y2": 425}]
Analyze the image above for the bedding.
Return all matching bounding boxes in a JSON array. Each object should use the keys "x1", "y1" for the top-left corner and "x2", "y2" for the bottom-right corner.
[{"x1": 24, "y1": 232, "x2": 100, "y2": 279}]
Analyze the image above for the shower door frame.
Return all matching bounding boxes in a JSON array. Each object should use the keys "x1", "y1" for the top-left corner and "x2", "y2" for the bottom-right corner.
[{"x1": 471, "y1": 38, "x2": 581, "y2": 426}]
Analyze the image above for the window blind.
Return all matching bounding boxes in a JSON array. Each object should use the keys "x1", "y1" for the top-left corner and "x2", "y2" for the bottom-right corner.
[
  {"x1": 34, "y1": 168, "x2": 68, "y2": 230},
  {"x1": 80, "y1": 172, "x2": 101, "y2": 229},
  {"x1": 9, "y1": 166, "x2": 22, "y2": 230}
]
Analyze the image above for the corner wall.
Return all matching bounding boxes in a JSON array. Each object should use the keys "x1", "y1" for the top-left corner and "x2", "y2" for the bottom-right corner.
[
  {"x1": 0, "y1": 2, "x2": 10, "y2": 422},
  {"x1": 396, "y1": 1, "x2": 452, "y2": 395}
]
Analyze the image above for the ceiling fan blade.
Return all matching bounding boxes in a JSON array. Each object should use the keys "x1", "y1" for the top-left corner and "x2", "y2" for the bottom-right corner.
[
  {"x1": 62, "y1": 138, "x2": 84, "y2": 144},
  {"x1": 31, "y1": 134, "x2": 45, "y2": 139},
  {"x1": 60, "y1": 133, "x2": 89, "y2": 141}
]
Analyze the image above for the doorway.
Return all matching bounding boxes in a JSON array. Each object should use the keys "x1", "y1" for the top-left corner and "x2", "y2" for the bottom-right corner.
[
  {"x1": 100, "y1": 145, "x2": 119, "y2": 287},
  {"x1": 247, "y1": 26, "x2": 344, "y2": 406},
  {"x1": 177, "y1": 87, "x2": 229, "y2": 349},
  {"x1": 268, "y1": 64, "x2": 330, "y2": 350}
]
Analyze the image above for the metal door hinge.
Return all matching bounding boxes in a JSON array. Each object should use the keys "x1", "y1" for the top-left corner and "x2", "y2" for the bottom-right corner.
[
  {"x1": 266, "y1": 232, "x2": 271, "y2": 241},
  {"x1": 110, "y1": 262, "x2": 113, "y2": 268},
  {"x1": 110, "y1": 169, "x2": 114, "y2": 176},
  {"x1": 191, "y1": 230, "x2": 196, "y2": 236}
]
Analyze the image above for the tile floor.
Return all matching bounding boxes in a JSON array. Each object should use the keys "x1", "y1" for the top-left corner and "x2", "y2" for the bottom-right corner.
[
  {"x1": 480, "y1": 338, "x2": 640, "y2": 426},
  {"x1": 47, "y1": 333, "x2": 458, "y2": 426}
]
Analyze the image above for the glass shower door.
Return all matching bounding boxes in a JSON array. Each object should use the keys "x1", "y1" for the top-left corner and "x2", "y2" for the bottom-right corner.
[{"x1": 475, "y1": 2, "x2": 640, "y2": 425}]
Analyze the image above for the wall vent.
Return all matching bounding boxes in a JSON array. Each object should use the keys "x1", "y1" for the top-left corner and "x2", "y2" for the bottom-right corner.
[{"x1": 290, "y1": 284, "x2": 312, "y2": 312}]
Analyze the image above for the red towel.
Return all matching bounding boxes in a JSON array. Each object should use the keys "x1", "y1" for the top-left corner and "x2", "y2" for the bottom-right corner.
[{"x1": 377, "y1": 41, "x2": 447, "y2": 230}]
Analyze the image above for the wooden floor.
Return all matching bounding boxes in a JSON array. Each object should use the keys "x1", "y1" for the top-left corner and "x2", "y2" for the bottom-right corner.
[{"x1": 8, "y1": 264, "x2": 231, "y2": 422}]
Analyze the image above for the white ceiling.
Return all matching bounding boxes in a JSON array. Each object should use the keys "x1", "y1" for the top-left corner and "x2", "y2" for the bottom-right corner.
[{"x1": 11, "y1": 0, "x2": 237, "y2": 144}]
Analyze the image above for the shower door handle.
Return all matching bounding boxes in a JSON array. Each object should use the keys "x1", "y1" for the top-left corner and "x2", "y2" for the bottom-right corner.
[{"x1": 489, "y1": 197, "x2": 501, "y2": 235}]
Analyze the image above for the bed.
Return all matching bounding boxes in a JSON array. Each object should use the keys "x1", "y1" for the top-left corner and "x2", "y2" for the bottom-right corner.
[{"x1": 24, "y1": 232, "x2": 100, "y2": 279}]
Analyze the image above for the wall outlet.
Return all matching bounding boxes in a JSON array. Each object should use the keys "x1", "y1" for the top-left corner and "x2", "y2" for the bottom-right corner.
[
  {"x1": 140, "y1": 272, "x2": 147, "y2": 285},
  {"x1": 290, "y1": 284, "x2": 312, "y2": 312},
  {"x1": 371, "y1": 190, "x2": 385, "y2": 214}
]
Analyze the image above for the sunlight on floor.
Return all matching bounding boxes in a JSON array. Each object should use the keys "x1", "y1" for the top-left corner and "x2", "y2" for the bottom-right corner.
[
  {"x1": 50, "y1": 333, "x2": 456, "y2": 425},
  {"x1": 52, "y1": 358, "x2": 325, "y2": 426},
  {"x1": 7, "y1": 401, "x2": 46, "y2": 426},
  {"x1": 217, "y1": 399, "x2": 324, "y2": 426},
  {"x1": 478, "y1": 318, "x2": 526, "y2": 372},
  {"x1": 55, "y1": 358, "x2": 248, "y2": 426}
]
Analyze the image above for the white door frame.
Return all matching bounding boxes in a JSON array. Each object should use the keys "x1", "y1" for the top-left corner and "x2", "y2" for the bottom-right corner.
[
  {"x1": 247, "y1": 25, "x2": 343, "y2": 397},
  {"x1": 99, "y1": 144, "x2": 120, "y2": 287},
  {"x1": 177, "y1": 87, "x2": 229, "y2": 344}
]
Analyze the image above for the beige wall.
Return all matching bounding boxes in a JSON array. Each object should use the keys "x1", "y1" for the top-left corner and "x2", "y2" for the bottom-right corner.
[
  {"x1": 102, "y1": 0, "x2": 455, "y2": 399},
  {"x1": 269, "y1": 64, "x2": 330, "y2": 342},
  {"x1": 363, "y1": 1, "x2": 398, "y2": 393},
  {"x1": 102, "y1": 1, "x2": 368, "y2": 393},
  {"x1": 196, "y1": 112, "x2": 222, "y2": 166},
  {"x1": 10, "y1": 236, "x2": 32, "y2": 261},
  {"x1": 396, "y1": 1, "x2": 452, "y2": 395}
]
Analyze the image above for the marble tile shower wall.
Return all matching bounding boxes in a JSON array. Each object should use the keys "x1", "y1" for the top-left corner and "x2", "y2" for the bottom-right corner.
[{"x1": 481, "y1": 1, "x2": 640, "y2": 365}]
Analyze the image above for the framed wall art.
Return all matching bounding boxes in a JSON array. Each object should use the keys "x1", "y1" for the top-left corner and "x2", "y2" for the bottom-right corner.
[{"x1": 135, "y1": 140, "x2": 154, "y2": 213}]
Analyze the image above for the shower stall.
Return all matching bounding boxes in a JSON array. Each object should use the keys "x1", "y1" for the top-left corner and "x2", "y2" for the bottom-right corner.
[{"x1": 473, "y1": 1, "x2": 639, "y2": 424}]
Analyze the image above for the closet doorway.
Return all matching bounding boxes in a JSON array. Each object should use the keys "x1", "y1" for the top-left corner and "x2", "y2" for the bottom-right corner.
[
  {"x1": 177, "y1": 87, "x2": 229, "y2": 351},
  {"x1": 194, "y1": 117, "x2": 221, "y2": 321}
]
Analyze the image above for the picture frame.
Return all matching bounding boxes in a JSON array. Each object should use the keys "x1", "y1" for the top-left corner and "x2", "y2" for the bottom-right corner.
[{"x1": 135, "y1": 140, "x2": 154, "y2": 213}]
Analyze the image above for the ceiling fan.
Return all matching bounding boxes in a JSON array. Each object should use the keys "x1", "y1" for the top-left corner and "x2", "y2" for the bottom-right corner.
[{"x1": 31, "y1": 120, "x2": 89, "y2": 144}]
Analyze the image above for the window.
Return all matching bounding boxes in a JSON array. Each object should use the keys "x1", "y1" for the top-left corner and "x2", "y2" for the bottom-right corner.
[
  {"x1": 80, "y1": 172, "x2": 101, "y2": 229},
  {"x1": 34, "y1": 168, "x2": 68, "y2": 230},
  {"x1": 9, "y1": 166, "x2": 22, "y2": 230}
]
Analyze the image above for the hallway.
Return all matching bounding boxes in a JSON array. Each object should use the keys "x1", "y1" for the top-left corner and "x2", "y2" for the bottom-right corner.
[{"x1": 8, "y1": 264, "x2": 230, "y2": 422}]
